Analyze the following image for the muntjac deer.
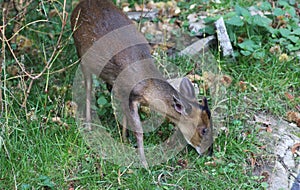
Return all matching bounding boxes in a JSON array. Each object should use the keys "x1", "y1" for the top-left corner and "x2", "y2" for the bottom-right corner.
[{"x1": 71, "y1": 0, "x2": 213, "y2": 167}]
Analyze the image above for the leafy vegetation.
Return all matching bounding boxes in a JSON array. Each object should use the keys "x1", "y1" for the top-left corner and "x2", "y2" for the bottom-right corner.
[{"x1": 0, "y1": 0, "x2": 299, "y2": 189}]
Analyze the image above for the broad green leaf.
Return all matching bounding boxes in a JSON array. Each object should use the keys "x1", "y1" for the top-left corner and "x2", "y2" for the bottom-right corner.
[
  {"x1": 287, "y1": 44, "x2": 300, "y2": 51},
  {"x1": 258, "y1": 2, "x2": 272, "y2": 11},
  {"x1": 240, "y1": 50, "x2": 252, "y2": 56},
  {"x1": 235, "y1": 5, "x2": 251, "y2": 18},
  {"x1": 204, "y1": 16, "x2": 220, "y2": 24},
  {"x1": 223, "y1": 12, "x2": 237, "y2": 19},
  {"x1": 287, "y1": 44, "x2": 295, "y2": 51},
  {"x1": 289, "y1": 0, "x2": 296, "y2": 5},
  {"x1": 253, "y1": 51, "x2": 265, "y2": 59},
  {"x1": 278, "y1": 0, "x2": 289, "y2": 7},
  {"x1": 252, "y1": 15, "x2": 272, "y2": 28},
  {"x1": 97, "y1": 96, "x2": 108, "y2": 105},
  {"x1": 238, "y1": 39, "x2": 259, "y2": 52},
  {"x1": 199, "y1": 26, "x2": 216, "y2": 35},
  {"x1": 292, "y1": 28, "x2": 300, "y2": 35},
  {"x1": 261, "y1": 182, "x2": 269, "y2": 189},
  {"x1": 279, "y1": 28, "x2": 291, "y2": 37},
  {"x1": 287, "y1": 35, "x2": 299, "y2": 43},
  {"x1": 226, "y1": 16, "x2": 244, "y2": 26},
  {"x1": 286, "y1": 6, "x2": 296, "y2": 17},
  {"x1": 273, "y1": 8, "x2": 285, "y2": 16}
]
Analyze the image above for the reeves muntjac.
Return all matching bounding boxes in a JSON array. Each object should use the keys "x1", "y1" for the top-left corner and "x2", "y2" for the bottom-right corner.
[{"x1": 71, "y1": 0, "x2": 213, "y2": 167}]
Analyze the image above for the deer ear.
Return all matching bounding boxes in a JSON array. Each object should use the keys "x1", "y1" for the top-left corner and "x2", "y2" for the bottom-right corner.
[
  {"x1": 179, "y1": 77, "x2": 196, "y2": 100},
  {"x1": 173, "y1": 95, "x2": 192, "y2": 115},
  {"x1": 202, "y1": 97, "x2": 211, "y2": 119}
]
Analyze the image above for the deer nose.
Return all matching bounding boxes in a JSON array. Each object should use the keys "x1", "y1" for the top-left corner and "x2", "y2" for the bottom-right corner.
[
  {"x1": 195, "y1": 146, "x2": 202, "y2": 155},
  {"x1": 202, "y1": 144, "x2": 213, "y2": 156}
]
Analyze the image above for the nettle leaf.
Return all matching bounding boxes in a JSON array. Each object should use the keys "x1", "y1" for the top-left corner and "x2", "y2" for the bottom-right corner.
[
  {"x1": 273, "y1": 8, "x2": 285, "y2": 16},
  {"x1": 235, "y1": 5, "x2": 251, "y2": 19},
  {"x1": 204, "y1": 16, "x2": 220, "y2": 24},
  {"x1": 226, "y1": 16, "x2": 244, "y2": 26},
  {"x1": 223, "y1": 12, "x2": 237, "y2": 19},
  {"x1": 287, "y1": 44, "x2": 295, "y2": 51},
  {"x1": 278, "y1": 0, "x2": 290, "y2": 7},
  {"x1": 240, "y1": 50, "x2": 252, "y2": 56},
  {"x1": 289, "y1": 0, "x2": 296, "y2": 5},
  {"x1": 97, "y1": 96, "x2": 108, "y2": 106},
  {"x1": 287, "y1": 35, "x2": 299, "y2": 43},
  {"x1": 253, "y1": 51, "x2": 265, "y2": 59},
  {"x1": 279, "y1": 28, "x2": 291, "y2": 37},
  {"x1": 268, "y1": 27, "x2": 277, "y2": 36},
  {"x1": 286, "y1": 6, "x2": 296, "y2": 17},
  {"x1": 238, "y1": 39, "x2": 259, "y2": 52},
  {"x1": 199, "y1": 25, "x2": 216, "y2": 35},
  {"x1": 252, "y1": 15, "x2": 272, "y2": 28},
  {"x1": 292, "y1": 28, "x2": 300, "y2": 36},
  {"x1": 258, "y1": 2, "x2": 272, "y2": 11},
  {"x1": 279, "y1": 37, "x2": 289, "y2": 45},
  {"x1": 226, "y1": 27, "x2": 236, "y2": 43},
  {"x1": 287, "y1": 44, "x2": 300, "y2": 51}
]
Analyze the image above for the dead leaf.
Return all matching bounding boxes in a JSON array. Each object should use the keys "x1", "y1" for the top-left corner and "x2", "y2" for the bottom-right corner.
[
  {"x1": 52, "y1": 117, "x2": 69, "y2": 128},
  {"x1": 121, "y1": 2, "x2": 131, "y2": 12},
  {"x1": 291, "y1": 143, "x2": 300, "y2": 154},
  {"x1": 187, "y1": 74, "x2": 202, "y2": 81},
  {"x1": 16, "y1": 35, "x2": 32, "y2": 51},
  {"x1": 266, "y1": 125, "x2": 272, "y2": 133},
  {"x1": 204, "y1": 161, "x2": 216, "y2": 166},
  {"x1": 177, "y1": 159, "x2": 188, "y2": 169},
  {"x1": 284, "y1": 92, "x2": 294, "y2": 101},
  {"x1": 126, "y1": 169, "x2": 134, "y2": 174},
  {"x1": 269, "y1": 45, "x2": 281, "y2": 54},
  {"x1": 279, "y1": 53, "x2": 289, "y2": 62},
  {"x1": 134, "y1": 3, "x2": 143, "y2": 11},
  {"x1": 238, "y1": 81, "x2": 247, "y2": 91},
  {"x1": 65, "y1": 101, "x2": 78, "y2": 118},
  {"x1": 49, "y1": 9, "x2": 58, "y2": 18},
  {"x1": 260, "y1": 171, "x2": 270, "y2": 182},
  {"x1": 296, "y1": 105, "x2": 300, "y2": 112},
  {"x1": 238, "y1": 36, "x2": 244, "y2": 43},
  {"x1": 7, "y1": 65, "x2": 19, "y2": 76},
  {"x1": 221, "y1": 75, "x2": 232, "y2": 87},
  {"x1": 187, "y1": 13, "x2": 198, "y2": 23},
  {"x1": 254, "y1": 115, "x2": 272, "y2": 126},
  {"x1": 287, "y1": 111, "x2": 300, "y2": 127}
]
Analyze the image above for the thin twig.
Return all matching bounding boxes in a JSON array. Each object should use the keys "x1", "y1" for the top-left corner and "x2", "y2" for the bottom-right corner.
[{"x1": 1, "y1": 3, "x2": 17, "y2": 189}]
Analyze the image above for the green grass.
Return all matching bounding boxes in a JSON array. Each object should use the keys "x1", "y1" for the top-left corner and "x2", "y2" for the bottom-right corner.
[{"x1": 1, "y1": 0, "x2": 299, "y2": 189}]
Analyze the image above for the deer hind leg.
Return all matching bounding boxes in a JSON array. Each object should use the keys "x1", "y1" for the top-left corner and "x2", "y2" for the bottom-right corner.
[
  {"x1": 82, "y1": 65, "x2": 92, "y2": 130},
  {"x1": 122, "y1": 116, "x2": 128, "y2": 143},
  {"x1": 129, "y1": 101, "x2": 148, "y2": 168}
]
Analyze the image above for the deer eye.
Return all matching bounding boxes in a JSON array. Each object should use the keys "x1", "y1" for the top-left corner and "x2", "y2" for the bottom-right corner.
[{"x1": 201, "y1": 128, "x2": 208, "y2": 136}]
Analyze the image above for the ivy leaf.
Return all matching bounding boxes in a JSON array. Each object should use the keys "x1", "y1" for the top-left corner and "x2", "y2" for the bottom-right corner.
[
  {"x1": 226, "y1": 15, "x2": 244, "y2": 26},
  {"x1": 279, "y1": 28, "x2": 291, "y2": 37}
]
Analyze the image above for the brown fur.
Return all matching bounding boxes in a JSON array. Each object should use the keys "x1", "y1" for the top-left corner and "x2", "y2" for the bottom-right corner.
[{"x1": 71, "y1": 0, "x2": 213, "y2": 167}]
